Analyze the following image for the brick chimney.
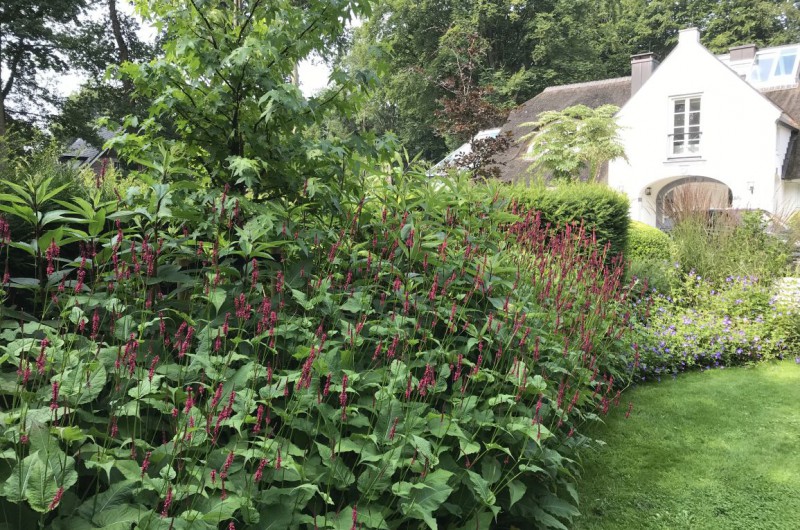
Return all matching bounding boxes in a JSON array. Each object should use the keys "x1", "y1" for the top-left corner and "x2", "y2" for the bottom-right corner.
[
  {"x1": 729, "y1": 43, "x2": 758, "y2": 62},
  {"x1": 631, "y1": 52, "x2": 659, "y2": 95}
]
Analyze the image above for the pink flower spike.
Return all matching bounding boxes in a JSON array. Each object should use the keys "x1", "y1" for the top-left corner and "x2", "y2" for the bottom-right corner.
[{"x1": 47, "y1": 487, "x2": 64, "y2": 511}]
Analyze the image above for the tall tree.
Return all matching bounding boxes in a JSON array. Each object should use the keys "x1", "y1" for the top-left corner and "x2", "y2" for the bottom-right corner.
[
  {"x1": 344, "y1": 0, "x2": 626, "y2": 161},
  {"x1": 618, "y1": 0, "x2": 800, "y2": 57},
  {"x1": 113, "y1": 0, "x2": 376, "y2": 197},
  {"x1": 51, "y1": 0, "x2": 155, "y2": 146},
  {"x1": 0, "y1": 0, "x2": 91, "y2": 136}
]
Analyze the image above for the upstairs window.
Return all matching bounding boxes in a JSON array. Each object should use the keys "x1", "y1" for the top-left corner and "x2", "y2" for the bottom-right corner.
[
  {"x1": 748, "y1": 47, "x2": 799, "y2": 87},
  {"x1": 671, "y1": 96, "x2": 701, "y2": 156}
]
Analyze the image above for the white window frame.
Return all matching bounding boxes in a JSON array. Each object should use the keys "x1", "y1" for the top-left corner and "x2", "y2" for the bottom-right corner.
[
  {"x1": 669, "y1": 95, "x2": 702, "y2": 158},
  {"x1": 748, "y1": 46, "x2": 800, "y2": 87}
]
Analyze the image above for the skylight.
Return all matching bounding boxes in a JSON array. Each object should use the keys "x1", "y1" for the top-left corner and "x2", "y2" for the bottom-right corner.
[{"x1": 747, "y1": 46, "x2": 799, "y2": 88}]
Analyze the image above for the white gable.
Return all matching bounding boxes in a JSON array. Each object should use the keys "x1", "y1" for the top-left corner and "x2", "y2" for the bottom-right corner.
[{"x1": 609, "y1": 28, "x2": 799, "y2": 228}]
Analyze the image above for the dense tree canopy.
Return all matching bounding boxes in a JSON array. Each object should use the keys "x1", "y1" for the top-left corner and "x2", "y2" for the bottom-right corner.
[
  {"x1": 51, "y1": 0, "x2": 156, "y2": 147},
  {"x1": 0, "y1": 0, "x2": 154, "y2": 146},
  {"x1": 112, "y1": 0, "x2": 377, "y2": 198},
  {"x1": 0, "y1": 0, "x2": 91, "y2": 136}
]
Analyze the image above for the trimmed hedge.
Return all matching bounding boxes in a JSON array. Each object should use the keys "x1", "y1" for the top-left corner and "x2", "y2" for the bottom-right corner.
[
  {"x1": 628, "y1": 221, "x2": 671, "y2": 262},
  {"x1": 501, "y1": 183, "x2": 630, "y2": 259}
]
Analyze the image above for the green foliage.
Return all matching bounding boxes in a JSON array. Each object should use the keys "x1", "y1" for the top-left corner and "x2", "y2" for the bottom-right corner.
[
  {"x1": 629, "y1": 272, "x2": 800, "y2": 379},
  {"x1": 670, "y1": 212, "x2": 791, "y2": 283},
  {"x1": 616, "y1": 0, "x2": 800, "y2": 59},
  {"x1": 521, "y1": 104, "x2": 626, "y2": 183},
  {"x1": 345, "y1": 0, "x2": 630, "y2": 161},
  {"x1": 0, "y1": 167, "x2": 636, "y2": 529},
  {"x1": 114, "y1": 0, "x2": 376, "y2": 197},
  {"x1": 1, "y1": 0, "x2": 154, "y2": 139},
  {"x1": 502, "y1": 182, "x2": 630, "y2": 260},
  {"x1": 627, "y1": 222, "x2": 671, "y2": 262},
  {"x1": 625, "y1": 258, "x2": 677, "y2": 297},
  {"x1": 0, "y1": 0, "x2": 91, "y2": 134},
  {"x1": 625, "y1": 222, "x2": 675, "y2": 295}
]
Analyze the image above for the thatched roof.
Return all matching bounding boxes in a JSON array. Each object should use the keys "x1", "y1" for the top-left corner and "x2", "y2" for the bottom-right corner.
[
  {"x1": 492, "y1": 77, "x2": 632, "y2": 184},
  {"x1": 764, "y1": 86, "x2": 800, "y2": 181}
]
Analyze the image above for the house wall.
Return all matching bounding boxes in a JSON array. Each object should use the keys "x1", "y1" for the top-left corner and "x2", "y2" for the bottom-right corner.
[
  {"x1": 609, "y1": 28, "x2": 787, "y2": 226},
  {"x1": 779, "y1": 180, "x2": 800, "y2": 215}
]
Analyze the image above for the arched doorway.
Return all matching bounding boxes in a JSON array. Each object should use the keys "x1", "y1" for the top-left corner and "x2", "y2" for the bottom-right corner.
[{"x1": 656, "y1": 176, "x2": 732, "y2": 230}]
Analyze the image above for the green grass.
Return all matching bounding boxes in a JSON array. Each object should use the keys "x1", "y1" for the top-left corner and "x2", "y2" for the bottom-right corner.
[{"x1": 574, "y1": 361, "x2": 800, "y2": 530}]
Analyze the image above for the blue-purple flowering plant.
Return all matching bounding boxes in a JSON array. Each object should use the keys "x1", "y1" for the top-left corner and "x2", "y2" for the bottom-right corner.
[{"x1": 628, "y1": 272, "x2": 799, "y2": 380}]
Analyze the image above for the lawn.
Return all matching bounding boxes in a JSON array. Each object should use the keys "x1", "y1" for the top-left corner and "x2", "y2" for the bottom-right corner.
[{"x1": 574, "y1": 361, "x2": 800, "y2": 530}]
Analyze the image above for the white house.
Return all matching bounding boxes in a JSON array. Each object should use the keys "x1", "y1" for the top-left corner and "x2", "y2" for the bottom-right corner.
[{"x1": 495, "y1": 27, "x2": 800, "y2": 229}]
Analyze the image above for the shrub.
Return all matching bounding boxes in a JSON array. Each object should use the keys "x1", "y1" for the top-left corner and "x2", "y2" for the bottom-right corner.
[
  {"x1": 501, "y1": 182, "x2": 630, "y2": 260},
  {"x1": 670, "y1": 212, "x2": 790, "y2": 283},
  {"x1": 0, "y1": 170, "x2": 635, "y2": 529},
  {"x1": 626, "y1": 258, "x2": 678, "y2": 296},
  {"x1": 629, "y1": 272, "x2": 800, "y2": 380},
  {"x1": 628, "y1": 222, "x2": 670, "y2": 262}
]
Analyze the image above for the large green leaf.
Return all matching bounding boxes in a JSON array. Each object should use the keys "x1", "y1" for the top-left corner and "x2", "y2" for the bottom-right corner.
[
  {"x1": 3, "y1": 450, "x2": 77, "y2": 512},
  {"x1": 53, "y1": 362, "x2": 107, "y2": 405},
  {"x1": 507, "y1": 480, "x2": 526, "y2": 509},
  {"x1": 76, "y1": 480, "x2": 139, "y2": 523},
  {"x1": 394, "y1": 469, "x2": 454, "y2": 530},
  {"x1": 466, "y1": 470, "x2": 496, "y2": 507}
]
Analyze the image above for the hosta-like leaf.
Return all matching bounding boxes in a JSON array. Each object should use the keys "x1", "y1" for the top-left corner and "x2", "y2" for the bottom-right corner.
[
  {"x1": 394, "y1": 469, "x2": 454, "y2": 530},
  {"x1": 4, "y1": 450, "x2": 78, "y2": 512},
  {"x1": 531, "y1": 506, "x2": 569, "y2": 530},
  {"x1": 201, "y1": 494, "x2": 243, "y2": 523},
  {"x1": 466, "y1": 470, "x2": 496, "y2": 507},
  {"x1": 53, "y1": 362, "x2": 107, "y2": 405},
  {"x1": 507, "y1": 480, "x2": 526, "y2": 508},
  {"x1": 326, "y1": 504, "x2": 389, "y2": 530},
  {"x1": 539, "y1": 495, "x2": 580, "y2": 519}
]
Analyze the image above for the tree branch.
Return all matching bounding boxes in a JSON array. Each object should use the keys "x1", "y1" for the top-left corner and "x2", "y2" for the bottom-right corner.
[
  {"x1": 1, "y1": 51, "x2": 23, "y2": 99},
  {"x1": 235, "y1": 0, "x2": 264, "y2": 47},
  {"x1": 188, "y1": 0, "x2": 220, "y2": 50}
]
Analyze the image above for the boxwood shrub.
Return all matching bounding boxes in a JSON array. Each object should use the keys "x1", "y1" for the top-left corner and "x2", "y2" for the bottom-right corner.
[
  {"x1": 501, "y1": 183, "x2": 630, "y2": 260},
  {"x1": 627, "y1": 221, "x2": 671, "y2": 262}
]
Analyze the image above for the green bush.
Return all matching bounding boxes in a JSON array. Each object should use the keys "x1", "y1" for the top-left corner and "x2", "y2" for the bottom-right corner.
[
  {"x1": 628, "y1": 221, "x2": 670, "y2": 262},
  {"x1": 0, "y1": 170, "x2": 636, "y2": 529},
  {"x1": 629, "y1": 272, "x2": 800, "y2": 380},
  {"x1": 626, "y1": 258, "x2": 677, "y2": 295},
  {"x1": 670, "y1": 212, "x2": 790, "y2": 283},
  {"x1": 501, "y1": 182, "x2": 630, "y2": 260}
]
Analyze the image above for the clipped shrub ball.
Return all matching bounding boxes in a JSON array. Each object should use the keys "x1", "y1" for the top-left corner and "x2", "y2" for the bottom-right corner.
[{"x1": 627, "y1": 221, "x2": 671, "y2": 262}]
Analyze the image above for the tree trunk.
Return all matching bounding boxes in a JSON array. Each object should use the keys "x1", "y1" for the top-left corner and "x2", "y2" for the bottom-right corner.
[
  {"x1": 0, "y1": 96, "x2": 6, "y2": 138},
  {"x1": 0, "y1": 33, "x2": 5, "y2": 138},
  {"x1": 108, "y1": 0, "x2": 133, "y2": 93}
]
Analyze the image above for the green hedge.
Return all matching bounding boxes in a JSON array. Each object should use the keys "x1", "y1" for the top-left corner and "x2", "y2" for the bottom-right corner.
[
  {"x1": 501, "y1": 183, "x2": 630, "y2": 259},
  {"x1": 628, "y1": 221, "x2": 671, "y2": 262}
]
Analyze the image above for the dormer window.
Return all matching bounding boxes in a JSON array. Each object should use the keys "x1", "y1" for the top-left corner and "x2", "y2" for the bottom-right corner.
[
  {"x1": 670, "y1": 96, "x2": 701, "y2": 157},
  {"x1": 747, "y1": 46, "x2": 799, "y2": 87}
]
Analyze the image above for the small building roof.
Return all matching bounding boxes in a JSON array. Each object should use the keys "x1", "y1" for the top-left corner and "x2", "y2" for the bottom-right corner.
[
  {"x1": 429, "y1": 128, "x2": 501, "y2": 174},
  {"x1": 60, "y1": 128, "x2": 117, "y2": 168}
]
